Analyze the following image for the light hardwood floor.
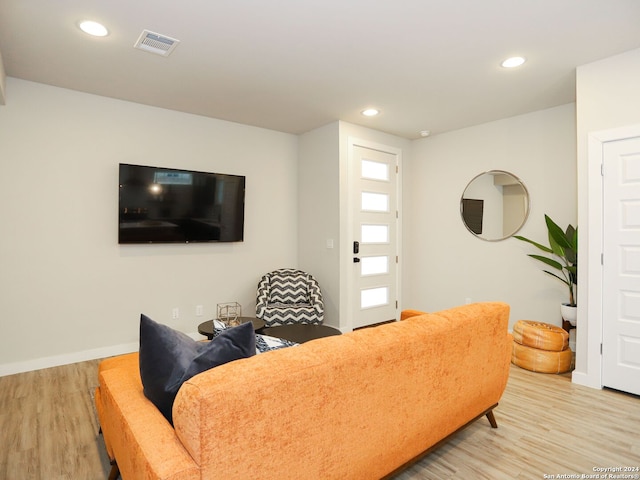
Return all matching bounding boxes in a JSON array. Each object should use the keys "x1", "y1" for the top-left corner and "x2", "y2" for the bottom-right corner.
[{"x1": 0, "y1": 361, "x2": 638, "y2": 479}]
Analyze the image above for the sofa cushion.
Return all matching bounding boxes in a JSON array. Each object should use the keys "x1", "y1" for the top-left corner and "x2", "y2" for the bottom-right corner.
[{"x1": 139, "y1": 314, "x2": 255, "y2": 424}]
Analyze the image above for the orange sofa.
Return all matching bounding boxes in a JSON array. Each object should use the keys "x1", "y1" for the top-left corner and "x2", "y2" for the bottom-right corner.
[{"x1": 95, "y1": 302, "x2": 512, "y2": 479}]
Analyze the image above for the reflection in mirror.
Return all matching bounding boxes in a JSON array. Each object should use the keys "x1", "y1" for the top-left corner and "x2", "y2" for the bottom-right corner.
[{"x1": 461, "y1": 170, "x2": 530, "y2": 241}]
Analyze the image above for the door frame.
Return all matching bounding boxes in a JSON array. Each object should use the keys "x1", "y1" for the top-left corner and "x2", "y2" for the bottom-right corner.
[
  {"x1": 343, "y1": 137, "x2": 403, "y2": 332},
  {"x1": 581, "y1": 123, "x2": 640, "y2": 389}
]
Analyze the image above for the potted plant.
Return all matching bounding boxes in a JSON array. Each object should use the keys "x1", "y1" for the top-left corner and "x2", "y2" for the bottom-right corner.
[{"x1": 514, "y1": 215, "x2": 578, "y2": 325}]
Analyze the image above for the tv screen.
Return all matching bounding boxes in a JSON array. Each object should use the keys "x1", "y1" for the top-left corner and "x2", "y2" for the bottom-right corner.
[{"x1": 118, "y1": 163, "x2": 245, "y2": 244}]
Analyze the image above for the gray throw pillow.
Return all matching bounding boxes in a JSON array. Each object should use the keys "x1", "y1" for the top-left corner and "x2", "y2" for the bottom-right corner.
[{"x1": 139, "y1": 314, "x2": 255, "y2": 424}]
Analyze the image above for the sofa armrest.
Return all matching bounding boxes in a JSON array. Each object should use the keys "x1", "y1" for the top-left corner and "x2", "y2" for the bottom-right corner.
[
  {"x1": 98, "y1": 358, "x2": 199, "y2": 480},
  {"x1": 400, "y1": 309, "x2": 427, "y2": 320}
]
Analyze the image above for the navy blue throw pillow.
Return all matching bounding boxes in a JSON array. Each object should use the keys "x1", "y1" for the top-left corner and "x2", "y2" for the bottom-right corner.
[{"x1": 139, "y1": 314, "x2": 255, "y2": 424}]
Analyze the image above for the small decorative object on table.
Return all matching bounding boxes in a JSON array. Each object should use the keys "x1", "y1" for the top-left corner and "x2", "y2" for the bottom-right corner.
[{"x1": 217, "y1": 302, "x2": 242, "y2": 327}]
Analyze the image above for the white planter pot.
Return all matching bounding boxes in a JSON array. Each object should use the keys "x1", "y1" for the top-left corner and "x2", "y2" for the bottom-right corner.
[{"x1": 561, "y1": 304, "x2": 577, "y2": 327}]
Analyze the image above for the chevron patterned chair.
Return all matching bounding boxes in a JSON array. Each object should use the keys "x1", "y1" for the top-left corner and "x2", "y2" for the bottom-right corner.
[{"x1": 256, "y1": 268, "x2": 324, "y2": 327}]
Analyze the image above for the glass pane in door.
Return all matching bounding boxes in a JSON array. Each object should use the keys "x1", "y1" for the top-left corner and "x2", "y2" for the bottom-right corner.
[
  {"x1": 361, "y1": 192, "x2": 389, "y2": 212},
  {"x1": 361, "y1": 224, "x2": 389, "y2": 243},
  {"x1": 361, "y1": 159, "x2": 389, "y2": 181},
  {"x1": 361, "y1": 256, "x2": 389, "y2": 276},
  {"x1": 361, "y1": 287, "x2": 389, "y2": 309}
]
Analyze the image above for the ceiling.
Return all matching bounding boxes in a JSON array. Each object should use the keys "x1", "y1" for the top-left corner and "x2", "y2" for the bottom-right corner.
[{"x1": 1, "y1": 0, "x2": 639, "y2": 139}]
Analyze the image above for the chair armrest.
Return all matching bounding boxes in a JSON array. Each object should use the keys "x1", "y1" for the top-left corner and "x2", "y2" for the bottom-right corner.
[
  {"x1": 256, "y1": 274, "x2": 271, "y2": 317},
  {"x1": 307, "y1": 276, "x2": 324, "y2": 316}
]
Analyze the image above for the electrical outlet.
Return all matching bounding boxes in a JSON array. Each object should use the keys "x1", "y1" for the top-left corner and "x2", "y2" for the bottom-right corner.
[
  {"x1": 196, "y1": 305, "x2": 204, "y2": 316},
  {"x1": 172, "y1": 307, "x2": 179, "y2": 319}
]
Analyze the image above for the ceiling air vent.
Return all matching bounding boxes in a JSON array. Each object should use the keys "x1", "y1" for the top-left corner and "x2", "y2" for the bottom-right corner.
[{"x1": 134, "y1": 30, "x2": 180, "y2": 57}]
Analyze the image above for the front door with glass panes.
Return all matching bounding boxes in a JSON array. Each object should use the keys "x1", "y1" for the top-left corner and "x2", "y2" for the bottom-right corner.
[{"x1": 351, "y1": 143, "x2": 399, "y2": 329}]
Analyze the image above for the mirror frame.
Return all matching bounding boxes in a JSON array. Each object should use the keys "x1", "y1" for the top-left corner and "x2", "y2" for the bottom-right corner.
[{"x1": 460, "y1": 169, "x2": 530, "y2": 242}]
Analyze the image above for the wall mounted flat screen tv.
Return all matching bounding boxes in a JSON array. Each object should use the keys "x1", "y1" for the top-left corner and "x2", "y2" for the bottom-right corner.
[{"x1": 119, "y1": 163, "x2": 245, "y2": 244}]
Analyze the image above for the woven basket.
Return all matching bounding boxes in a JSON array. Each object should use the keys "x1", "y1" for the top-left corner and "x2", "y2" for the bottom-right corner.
[
  {"x1": 511, "y1": 341, "x2": 573, "y2": 374},
  {"x1": 513, "y1": 320, "x2": 569, "y2": 352}
]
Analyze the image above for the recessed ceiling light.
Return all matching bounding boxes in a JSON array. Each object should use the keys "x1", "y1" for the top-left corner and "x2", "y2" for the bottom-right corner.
[
  {"x1": 361, "y1": 108, "x2": 380, "y2": 117},
  {"x1": 501, "y1": 56, "x2": 526, "y2": 68},
  {"x1": 79, "y1": 20, "x2": 109, "y2": 37},
  {"x1": 419, "y1": 130, "x2": 431, "y2": 137}
]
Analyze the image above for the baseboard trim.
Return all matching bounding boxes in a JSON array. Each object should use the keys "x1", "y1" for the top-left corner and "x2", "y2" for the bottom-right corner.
[
  {"x1": 353, "y1": 319, "x2": 396, "y2": 330},
  {"x1": 571, "y1": 370, "x2": 602, "y2": 390},
  {"x1": 0, "y1": 331, "x2": 206, "y2": 377},
  {"x1": 0, "y1": 342, "x2": 136, "y2": 377}
]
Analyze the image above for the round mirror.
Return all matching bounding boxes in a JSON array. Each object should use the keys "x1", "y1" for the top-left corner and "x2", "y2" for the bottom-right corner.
[{"x1": 460, "y1": 170, "x2": 530, "y2": 241}]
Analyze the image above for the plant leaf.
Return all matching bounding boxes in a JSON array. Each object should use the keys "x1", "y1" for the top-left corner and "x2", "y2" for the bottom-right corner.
[
  {"x1": 564, "y1": 225, "x2": 578, "y2": 264},
  {"x1": 565, "y1": 224, "x2": 577, "y2": 246},
  {"x1": 543, "y1": 270, "x2": 571, "y2": 287},
  {"x1": 548, "y1": 232, "x2": 566, "y2": 258},
  {"x1": 545, "y1": 215, "x2": 572, "y2": 249},
  {"x1": 529, "y1": 254, "x2": 563, "y2": 271},
  {"x1": 513, "y1": 235, "x2": 553, "y2": 254}
]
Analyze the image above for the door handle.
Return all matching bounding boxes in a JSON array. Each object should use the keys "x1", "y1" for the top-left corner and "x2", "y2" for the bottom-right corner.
[{"x1": 353, "y1": 241, "x2": 359, "y2": 254}]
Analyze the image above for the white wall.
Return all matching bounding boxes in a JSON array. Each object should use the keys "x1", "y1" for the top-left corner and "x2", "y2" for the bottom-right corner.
[
  {"x1": 575, "y1": 47, "x2": 640, "y2": 388},
  {"x1": 0, "y1": 78, "x2": 299, "y2": 375},
  {"x1": 0, "y1": 49, "x2": 5, "y2": 105},
  {"x1": 298, "y1": 122, "x2": 341, "y2": 327},
  {"x1": 404, "y1": 104, "x2": 577, "y2": 330}
]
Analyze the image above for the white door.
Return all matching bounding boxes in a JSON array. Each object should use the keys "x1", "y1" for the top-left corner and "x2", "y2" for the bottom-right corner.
[
  {"x1": 602, "y1": 135, "x2": 640, "y2": 396},
  {"x1": 350, "y1": 143, "x2": 399, "y2": 329}
]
